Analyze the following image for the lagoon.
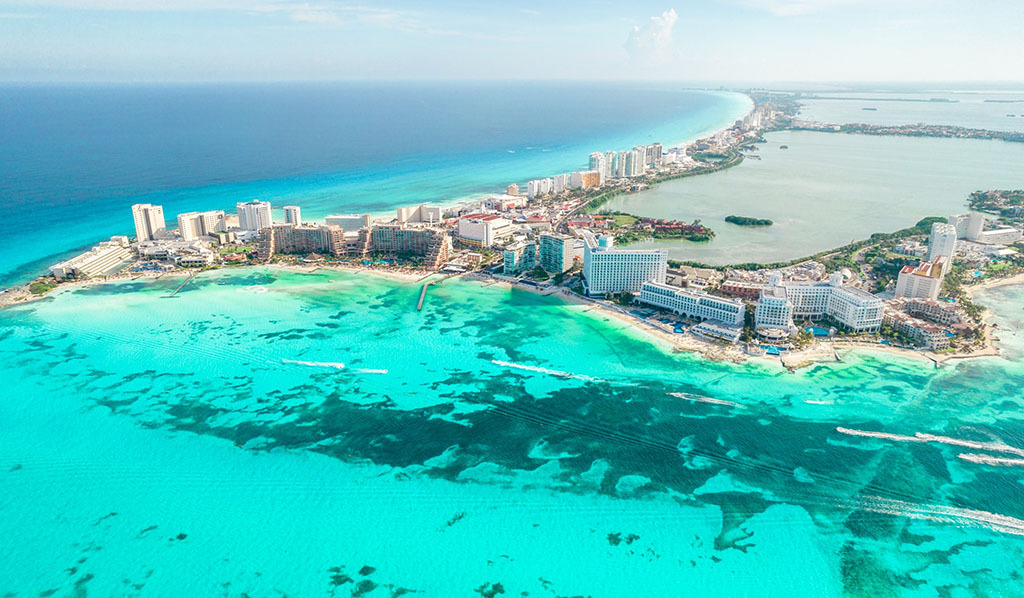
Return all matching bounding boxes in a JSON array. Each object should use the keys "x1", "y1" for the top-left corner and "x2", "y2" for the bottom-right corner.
[
  {"x1": 603, "y1": 130, "x2": 1024, "y2": 265},
  {"x1": 797, "y1": 90, "x2": 1024, "y2": 133}
]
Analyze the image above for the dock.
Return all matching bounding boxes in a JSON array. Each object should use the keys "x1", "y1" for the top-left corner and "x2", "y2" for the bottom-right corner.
[
  {"x1": 165, "y1": 272, "x2": 196, "y2": 298},
  {"x1": 417, "y1": 281, "x2": 436, "y2": 310}
]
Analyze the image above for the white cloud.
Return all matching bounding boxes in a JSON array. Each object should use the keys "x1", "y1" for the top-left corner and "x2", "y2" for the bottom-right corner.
[{"x1": 625, "y1": 8, "x2": 679, "y2": 65}]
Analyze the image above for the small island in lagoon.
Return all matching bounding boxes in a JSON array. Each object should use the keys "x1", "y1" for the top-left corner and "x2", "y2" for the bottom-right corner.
[{"x1": 726, "y1": 215, "x2": 774, "y2": 227}]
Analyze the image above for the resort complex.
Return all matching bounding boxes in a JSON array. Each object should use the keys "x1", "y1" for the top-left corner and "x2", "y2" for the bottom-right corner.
[{"x1": 24, "y1": 95, "x2": 1024, "y2": 364}]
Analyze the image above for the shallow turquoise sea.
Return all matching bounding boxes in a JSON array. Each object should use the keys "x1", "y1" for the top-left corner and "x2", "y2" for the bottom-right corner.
[{"x1": 2, "y1": 269, "x2": 1023, "y2": 596}]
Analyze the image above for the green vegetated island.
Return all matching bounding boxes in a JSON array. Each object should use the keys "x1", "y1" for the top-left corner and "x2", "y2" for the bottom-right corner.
[{"x1": 725, "y1": 215, "x2": 773, "y2": 227}]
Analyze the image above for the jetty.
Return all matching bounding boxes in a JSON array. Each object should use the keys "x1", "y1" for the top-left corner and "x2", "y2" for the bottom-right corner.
[
  {"x1": 417, "y1": 281, "x2": 436, "y2": 310},
  {"x1": 165, "y1": 272, "x2": 196, "y2": 298}
]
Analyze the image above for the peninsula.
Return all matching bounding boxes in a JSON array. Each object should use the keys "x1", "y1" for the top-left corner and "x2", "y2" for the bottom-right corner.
[{"x1": 4, "y1": 90, "x2": 1024, "y2": 372}]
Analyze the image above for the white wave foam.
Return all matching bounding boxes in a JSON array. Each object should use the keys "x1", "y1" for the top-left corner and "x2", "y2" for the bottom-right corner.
[
  {"x1": 855, "y1": 496, "x2": 1024, "y2": 537},
  {"x1": 667, "y1": 391, "x2": 743, "y2": 408},
  {"x1": 804, "y1": 399, "x2": 833, "y2": 405},
  {"x1": 958, "y1": 453, "x2": 1024, "y2": 467},
  {"x1": 835, "y1": 427, "x2": 1024, "y2": 458},
  {"x1": 490, "y1": 360, "x2": 600, "y2": 381},
  {"x1": 354, "y1": 368, "x2": 389, "y2": 374},
  {"x1": 282, "y1": 359, "x2": 346, "y2": 369},
  {"x1": 238, "y1": 285, "x2": 268, "y2": 294}
]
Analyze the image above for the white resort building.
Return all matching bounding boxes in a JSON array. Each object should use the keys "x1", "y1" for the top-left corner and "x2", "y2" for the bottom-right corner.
[
  {"x1": 49, "y1": 236, "x2": 133, "y2": 280},
  {"x1": 132, "y1": 203, "x2": 166, "y2": 242},
  {"x1": 895, "y1": 258, "x2": 945, "y2": 301},
  {"x1": 755, "y1": 273, "x2": 884, "y2": 334},
  {"x1": 325, "y1": 214, "x2": 371, "y2": 231},
  {"x1": 237, "y1": 200, "x2": 273, "y2": 232},
  {"x1": 638, "y1": 282, "x2": 745, "y2": 326},
  {"x1": 581, "y1": 232, "x2": 667, "y2": 296}
]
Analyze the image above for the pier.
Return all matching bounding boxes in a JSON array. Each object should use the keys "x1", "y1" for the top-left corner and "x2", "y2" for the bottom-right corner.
[
  {"x1": 417, "y1": 281, "x2": 436, "y2": 310},
  {"x1": 165, "y1": 272, "x2": 196, "y2": 298}
]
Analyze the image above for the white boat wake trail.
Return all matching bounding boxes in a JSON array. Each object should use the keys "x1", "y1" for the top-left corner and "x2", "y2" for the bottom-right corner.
[
  {"x1": 854, "y1": 496, "x2": 1024, "y2": 537},
  {"x1": 957, "y1": 453, "x2": 1024, "y2": 467},
  {"x1": 282, "y1": 359, "x2": 346, "y2": 369},
  {"x1": 668, "y1": 391, "x2": 744, "y2": 408},
  {"x1": 491, "y1": 360, "x2": 602, "y2": 382},
  {"x1": 835, "y1": 427, "x2": 1024, "y2": 458}
]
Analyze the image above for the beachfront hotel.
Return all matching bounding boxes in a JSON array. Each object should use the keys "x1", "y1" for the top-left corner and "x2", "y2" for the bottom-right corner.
[
  {"x1": 538, "y1": 232, "x2": 574, "y2": 274},
  {"x1": 176, "y1": 210, "x2": 226, "y2": 241},
  {"x1": 638, "y1": 282, "x2": 745, "y2": 326},
  {"x1": 503, "y1": 241, "x2": 536, "y2": 275},
  {"x1": 258, "y1": 224, "x2": 346, "y2": 259},
  {"x1": 755, "y1": 273, "x2": 884, "y2": 333},
  {"x1": 895, "y1": 257, "x2": 946, "y2": 301},
  {"x1": 581, "y1": 232, "x2": 667, "y2": 296},
  {"x1": 49, "y1": 236, "x2": 133, "y2": 279},
  {"x1": 237, "y1": 200, "x2": 273, "y2": 232},
  {"x1": 456, "y1": 214, "x2": 515, "y2": 248},
  {"x1": 396, "y1": 204, "x2": 442, "y2": 224},
  {"x1": 325, "y1": 214, "x2": 371, "y2": 231},
  {"x1": 283, "y1": 206, "x2": 301, "y2": 225},
  {"x1": 370, "y1": 223, "x2": 452, "y2": 268},
  {"x1": 131, "y1": 203, "x2": 166, "y2": 242},
  {"x1": 948, "y1": 212, "x2": 1022, "y2": 246},
  {"x1": 927, "y1": 222, "x2": 958, "y2": 272}
]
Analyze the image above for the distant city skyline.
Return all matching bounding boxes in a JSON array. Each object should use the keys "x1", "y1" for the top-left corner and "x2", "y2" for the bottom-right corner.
[{"x1": 0, "y1": 0, "x2": 1021, "y2": 83}]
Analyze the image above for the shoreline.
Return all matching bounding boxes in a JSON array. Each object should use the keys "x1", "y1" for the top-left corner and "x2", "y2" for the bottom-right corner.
[
  {"x1": 0, "y1": 91, "x2": 752, "y2": 294},
  {"x1": 6, "y1": 262, "x2": 1023, "y2": 372}
]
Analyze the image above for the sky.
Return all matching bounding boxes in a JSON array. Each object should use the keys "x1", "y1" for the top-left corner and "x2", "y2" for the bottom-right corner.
[{"x1": 0, "y1": 0, "x2": 1022, "y2": 83}]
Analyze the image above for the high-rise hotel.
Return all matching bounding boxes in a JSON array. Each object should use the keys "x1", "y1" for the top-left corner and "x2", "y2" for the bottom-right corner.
[
  {"x1": 581, "y1": 232, "x2": 667, "y2": 296},
  {"x1": 132, "y1": 203, "x2": 166, "y2": 242},
  {"x1": 237, "y1": 200, "x2": 273, "y2": 231}
]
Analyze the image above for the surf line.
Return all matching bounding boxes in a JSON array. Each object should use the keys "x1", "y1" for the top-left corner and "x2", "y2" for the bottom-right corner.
[{"x1": 836, "y1": 427, "x2": 1024, "y2": 458}]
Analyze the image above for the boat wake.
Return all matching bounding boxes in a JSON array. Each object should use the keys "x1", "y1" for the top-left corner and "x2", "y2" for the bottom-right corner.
[
  {"x1": 667, "y1": 391, "x2": 744, "y2": 408},
  {"x1": 836, "y1": 427, "x2": 1024, "y2": 458},
  {"x1": 854, "y1": 495, "x2": 1024, "y2": 537},
  {"x1": 490, "y1": 360, "x2": 601, "y2": 381},
  {"x1": 957, "y1": 453, "x2": 1024, "y2": 467},
  {"x1": 282, "y1": 359, "x2": 346, "y2": 369}
]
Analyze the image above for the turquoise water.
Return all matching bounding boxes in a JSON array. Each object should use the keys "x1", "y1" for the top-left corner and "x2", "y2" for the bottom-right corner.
[
  {"x1": 604, "y1": 130, "x2": 1024, "y2": 265},
  {"x1": 797, "y1": 90, "x2": 1024, "y2": 132},
  {"x1": 2, "y1": 268, "x2": 1024, "y2": 596}
]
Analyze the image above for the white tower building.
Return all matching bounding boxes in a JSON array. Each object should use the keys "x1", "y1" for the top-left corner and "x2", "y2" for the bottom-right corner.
[
  {"x1": 132, "y1": 203, "x2": 166, "y2": 242},
  {"x1": 927, "y1": 223, "x2": 957, "y2": 272},
  {"x1": 237, "y1": 200, "x2": 273, "y2": 231},
  {"x1": 284, "y1": 206, "x2": 302, "y2": 225}
]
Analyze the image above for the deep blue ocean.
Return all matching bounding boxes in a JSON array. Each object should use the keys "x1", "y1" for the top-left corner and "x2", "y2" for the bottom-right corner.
[{"x1": 0, "y1": 82, "x2": 749, "y2": 286}]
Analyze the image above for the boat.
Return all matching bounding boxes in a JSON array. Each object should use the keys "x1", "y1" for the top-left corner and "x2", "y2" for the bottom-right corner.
[
  {"x1": 779, "y1": 145, "x2": 789, "y2": 149},
  {"x1": 862, "y1": 107, "x2": 878, "y2": 111}
]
